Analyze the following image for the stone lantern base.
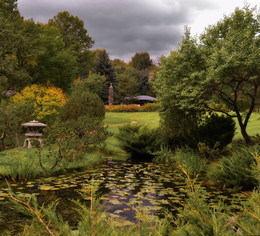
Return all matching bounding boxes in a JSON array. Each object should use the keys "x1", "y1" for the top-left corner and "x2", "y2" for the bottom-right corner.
[{"x1": 23, "y1": 138, "x2": 43, "y2": 148}]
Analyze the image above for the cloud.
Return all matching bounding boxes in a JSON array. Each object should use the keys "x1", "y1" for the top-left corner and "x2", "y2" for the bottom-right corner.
[{"x1": 18, "y1": 0, "x2": 216, "y2": 61}]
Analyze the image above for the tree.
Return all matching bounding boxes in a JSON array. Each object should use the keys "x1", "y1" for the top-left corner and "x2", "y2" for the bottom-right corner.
[
  {"x1": 48, "y1": 11, "x2": 94, "y2": 77},
  {"x1": 129, "y1": 52, "x2": 153, "y2": 71},
  {"x1": 200, "y1": 6, "x2": 260, "y2": 144},
  {"x1": 92, "y1": 49, "x2": 116, "y2": 103},
  {"x1": 117, "y1": 68, "x2": 139, "y2": 103},
  {"x1": 0, "y1": 100, "x2": 34, "y2": 148},
  {"x1": 0, "y1": 2, "x2": 35, "y2": 90},
  {"x1": 32, "y1": 24, "x2": 78, "y2": 91},
  {"x1": 128, "y1": 52, "x2": 155, "y2": 95},
  {"x1": 112, "y1": 58, "x2": 127, "y2": 74},
  {"x1": 155, "y1": 7, "x2": 259, "y2": 145},
  {"x1": 11, "y1": 84, "x2": 67, "y2": 123},
  {"x1": 72, "y1": 73, "x2": 106, "y2": 98},
  {"x1": 49, "y1": 88, "x2": 107, "y2": 159},
  {"x1": 48, "y1": 11, "x2": 93, "y2": 53},
  {"x1": 0, "y1": 0, "x2": 19, "y2": 18},
  {"x1": 155, "y1": 29, "x2": 206, "y2": 147}
]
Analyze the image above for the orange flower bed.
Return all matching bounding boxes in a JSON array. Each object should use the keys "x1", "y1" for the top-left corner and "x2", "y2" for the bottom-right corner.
[{"x1": 105, "y1": 103, "x2": 159, "y2": 112}]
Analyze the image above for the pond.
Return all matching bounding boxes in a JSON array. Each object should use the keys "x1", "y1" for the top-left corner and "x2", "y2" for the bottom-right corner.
[{"x1": 0, "y1": 159, "x2": 247, "y2": 234}]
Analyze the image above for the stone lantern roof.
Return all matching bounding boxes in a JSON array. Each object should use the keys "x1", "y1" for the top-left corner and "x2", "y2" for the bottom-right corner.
[
  {"x1": 21, "y1": 120, "x2": 47, "y2": 127},
  {"x1": 22, "y1": 120, "x2": 47, "y2": 137}
]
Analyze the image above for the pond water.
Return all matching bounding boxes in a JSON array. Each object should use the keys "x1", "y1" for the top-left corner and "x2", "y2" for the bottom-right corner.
[{"x1": 0, "y1": 160, "x2": 247, "y2": 233}]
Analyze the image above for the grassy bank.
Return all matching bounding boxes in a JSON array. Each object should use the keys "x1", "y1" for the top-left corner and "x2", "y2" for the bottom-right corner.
[{"x1": 0, "y1": 147, "x2": 104, "y2": 181}]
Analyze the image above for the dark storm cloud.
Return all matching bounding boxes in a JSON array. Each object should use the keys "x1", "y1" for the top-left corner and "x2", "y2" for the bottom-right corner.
[{"x1": 18, "y1": 0, "x2": 215, "y2": 61}]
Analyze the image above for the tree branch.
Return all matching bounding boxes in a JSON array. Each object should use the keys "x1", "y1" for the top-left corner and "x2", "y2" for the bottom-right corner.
[{"x1": 4, "y1": 194, "x2": 55, "y2": 236}]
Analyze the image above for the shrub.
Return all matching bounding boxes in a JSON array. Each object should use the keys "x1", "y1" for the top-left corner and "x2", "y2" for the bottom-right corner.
[
  {"x1": 105, "y1": 103, "x2": 159, "y2": 112},
  {"x1": 116, "y1": 124, "x2": 161, "y2": 162},
  {"x1": 46, "y1": 116, "x2": 109, "y2": 160},
  {"x1": 48, "y1": 90, "x2": 108, "y2": 160},
  {"x1": 207, "y1": 145, "x2": 259, "y2": 190},
  {"x1": 159, "y1": 106, "x2": 201, "y2": 149},
  {"x1": 198, "y1": 114, "x2": 236, "y2": 149},
  {"x1": 60, "y1": 90, "x2": 105, "y2": 122},
  {"x1": 11, "y1": 84, "x2": 67, "y2": 123},
  {"x1": 140, "y1": 103, "x2": 159, "y2": 111}
]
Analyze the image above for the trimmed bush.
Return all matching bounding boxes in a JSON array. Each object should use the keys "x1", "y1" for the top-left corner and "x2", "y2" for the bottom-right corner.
[
  {"x1": 116, "y1": 124, "x2": 161, "y2": 162},
  {"x1": 60, "y1": 90, "x2": 105, "y2": 122},
  {"x1": 198, "y1": 114, "x2": 236, "y2": 149}
]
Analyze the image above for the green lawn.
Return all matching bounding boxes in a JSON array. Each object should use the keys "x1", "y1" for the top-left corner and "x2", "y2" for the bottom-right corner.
[
  {"x1": 104, "y1": 112, "x2": 160, "y2": 128},
  {"x1": 233, "y1": 112, "x2": 260, "y2": 139},
  {"x1": 104, "y1": 111, "x2": 260, "y2": 140}
]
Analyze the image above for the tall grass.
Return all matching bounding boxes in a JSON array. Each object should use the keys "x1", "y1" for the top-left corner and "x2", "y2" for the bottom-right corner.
[
  {"x1": 7, "y1": 157, "x2": 41, "y2": 182},
  {"x1": 0, "y1": 147, "x2": 105, "y2": 182}
]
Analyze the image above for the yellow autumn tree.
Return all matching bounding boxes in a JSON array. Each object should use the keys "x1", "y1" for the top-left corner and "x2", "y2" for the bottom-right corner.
[{"x1": 12, "y1": 85, "x2": 67, "y2": 123}]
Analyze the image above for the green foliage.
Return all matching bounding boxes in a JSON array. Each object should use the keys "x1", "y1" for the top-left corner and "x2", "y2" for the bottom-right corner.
[
  {"x1": 72, "y1": 73, "x2": 106, "y2": 98},
  {"x1": 47, "y1": 89, "x2": 108, "y2": 160},
  {"x1": 198, "y1": 114, "x2": 236, "y2": 149},
  {"x1": 174, "y1": 148, "x2": 207, "y2": 178},
  {"x1": 60, "y1": 90, "x2": 105, "y2": 122},
  {"x1": 48, "y1": 11, "x2": 94, "y2": 77},
  {"x1": 208, "y1": 145, "x2": 259, "y2": 190},
  {"x1": 92, "y1": 49, "x2": 116, "y2": 103},
  {"x1": 116, "y1": 67, "x2": 139, "y2": 103},
  {"x1": 0, "y1": 100, "x2": 34, "y2": 148},
  {"x1": 173, "y1": 186, "x2": 232, "y2": 236},
  {"x1": 159, "y1": 106, "x2": 200, "y2": 149},
  {"x1": 0, "y1": 7, "x2": 35, "y2": 90},
  {"x1": 154, "y1": 147, "x2": 207, "y2": 179},
  {"x1": 48, "y1": 11, "x2": 93, "y2": 53},
  {"x1": 0, "y1": 147, "x2": 105, "y2": 181},
  {"x1": 129, "y1": 52, "x2": 153, "y2": 71},
  {"x1": 0, "y1": 6, "x2": 93, "y2": 92},
  {"x1": 47, "y1": 116, "x2": 108, "y2": 160},
  {"x1": 6, "y1": 156, "x2": 40, "y2": 182},
  {"x1": 34, "y1": 24, "x2": 78, "y2": 91},
  {"x1": 116, "y1": 124, "x2": 161, "y2": 161},
  {"x1": 154, "y1": 7, "x2": 260, "y2": 144}
]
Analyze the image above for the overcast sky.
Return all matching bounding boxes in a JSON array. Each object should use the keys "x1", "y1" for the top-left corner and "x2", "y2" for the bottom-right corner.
[{"x1": 17, "y1": 0, "x2": 258, "y2": 62}]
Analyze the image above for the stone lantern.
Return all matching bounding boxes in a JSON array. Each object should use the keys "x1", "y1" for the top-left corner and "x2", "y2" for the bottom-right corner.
[{"x1": 21, "y1": 120, "x2": 47, "y2": 148}]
